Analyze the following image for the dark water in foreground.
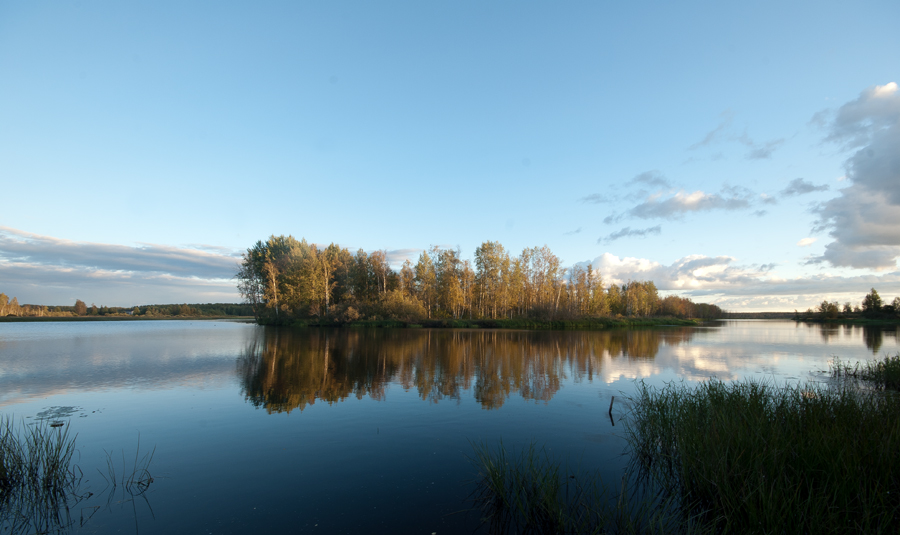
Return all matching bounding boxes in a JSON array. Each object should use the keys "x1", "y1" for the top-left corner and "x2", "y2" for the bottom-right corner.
[{"x1": 0, "y1": 320, "x2": 897, "y2": 534}]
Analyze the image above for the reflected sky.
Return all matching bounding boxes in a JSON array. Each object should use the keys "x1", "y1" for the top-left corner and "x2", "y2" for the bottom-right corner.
[
  {"x1": 0, "y1": 319, "x2": 897, "y2": 534},
  {"x1": 0, "y1": 320, "x2": 258, "y2": 406}
]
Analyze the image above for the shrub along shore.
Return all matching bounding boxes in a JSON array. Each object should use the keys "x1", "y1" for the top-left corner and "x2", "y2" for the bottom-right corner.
[
  {"x1": 293, "y1": 316, "x2": 704, "y2": 329},
  {"x1": 474, "y1": 354, "x2": 900, "y2": 534}
]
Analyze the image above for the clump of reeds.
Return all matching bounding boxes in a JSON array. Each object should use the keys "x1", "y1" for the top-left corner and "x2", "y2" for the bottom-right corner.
[
  {"x1": 470, "y1": 441, "x2": 708, "y2": 534},
  {"x1": 625, "y1": 379, "x2": 900, "y2": 534},
  {"x1": 98, "y1": 436, "x2": 155, "y2": 502},
  {"x1": 0, "y1": 416, "x2": 87, "y2": 533},
  {"x1": 832, "y1": 354, "x2": 900, "y2": 390}
]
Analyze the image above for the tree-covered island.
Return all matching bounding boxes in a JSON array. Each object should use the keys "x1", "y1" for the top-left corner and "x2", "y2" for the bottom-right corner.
[{"x1": 235, "y1": 235, "x2": 724, "y2": 327}]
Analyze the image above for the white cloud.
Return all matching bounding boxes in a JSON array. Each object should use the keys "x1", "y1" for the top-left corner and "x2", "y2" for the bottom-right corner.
[
  {"x1": 626, "y1": 187, "x2": 754, "y2": 220},
  {"x1": 574, "y1": 253, "x2": 900, "y2": 311},
  {"x1": 780, "y1": 178, "x2": 829, "y2": 197},
  {"x1": 0, "y1": 227, "x2": 242, "y2": 306},
  {"x1": 797, "y1": 238, "x2": 817, "y2": 247},
  {"x1": 810, "y1": 82, "x2": 900, "y2": 270},
  {"x1": 599, "y1": 225, "x2": 661, "y2": 243}
]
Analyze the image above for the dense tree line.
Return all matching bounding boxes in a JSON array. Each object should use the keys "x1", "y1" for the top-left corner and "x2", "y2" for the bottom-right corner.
[
  {"x1": 133, "y1": 303, "x2": 254, "y2": 317},
  {"x1": 0, "y1": 293, "x2": 253, "y2": 318},
  {"x1": 235, "y1": 235, "x2": 724, "y2": 325}
]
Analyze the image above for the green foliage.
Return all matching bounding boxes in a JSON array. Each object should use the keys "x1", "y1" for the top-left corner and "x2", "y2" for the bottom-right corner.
[
  {"x1": 236, "y1": 236, "x2": 724, "y2": 326},
  {"x1": 862, "y1": 288, "x2": 884, "y2": 317}
]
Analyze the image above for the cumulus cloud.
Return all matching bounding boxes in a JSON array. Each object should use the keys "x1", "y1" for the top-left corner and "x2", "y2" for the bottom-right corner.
[
  {"x1": 574, "y1": 253, "x2": 900, "y2": 311},
  {"x1": 809, "y1": 82, "x2": 900, "y2": 270},
  {"x1": 780, "y1": 178, "x2": 829, "y2": 197},
  {"x1": 599, "y1": 226, "x2": 661, "y2": 243},
  {"x1": 0, "y1": 227, "x2": 243, "y2": 305}
]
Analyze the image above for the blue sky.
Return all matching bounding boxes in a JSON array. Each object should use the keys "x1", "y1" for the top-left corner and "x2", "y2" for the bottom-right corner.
[{"x1": 1, "y1": 1, "x2": 899, "y2": 310}]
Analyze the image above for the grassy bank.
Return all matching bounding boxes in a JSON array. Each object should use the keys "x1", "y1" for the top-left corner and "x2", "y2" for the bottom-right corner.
[
  {"x1": 291, "y1": 317, "x2": 704, "y2": 330},
  {"x1": 474, "y1": 369, "x2": 900, "y2": 534}
]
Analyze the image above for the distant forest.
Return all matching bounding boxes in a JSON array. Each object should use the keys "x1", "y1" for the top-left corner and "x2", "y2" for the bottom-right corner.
[
  {"x1": 236, "y1": 235, "x2": 725, "y2": 325},
  {"x1": 0, "y1": 293, "x2": 252, "y2": 318}
]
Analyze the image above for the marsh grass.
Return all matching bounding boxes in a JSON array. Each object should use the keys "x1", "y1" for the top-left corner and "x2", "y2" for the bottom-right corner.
[
  {"x1": 475, "y1": 376, "x2": 900, "y2": 534},
  {"x1": 832, "y1": 354, "x2": 900, "y2": 390},
  {"x1": 625, "y1": 379, "x2": 900, "y2": 534},
  {"x1": 0, "y1": 416, "x2": 88, "y2": 534},
  {"x1": 470, "y1": 441, "x2": 709, "y2": 534}
]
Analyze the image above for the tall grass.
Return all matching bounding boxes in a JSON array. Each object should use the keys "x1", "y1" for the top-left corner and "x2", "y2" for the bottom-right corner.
[
  {"x1": 470, "y1": 441, "x2": 710, "y2": 534},
  {"x1": 474, "y1": 374, "x2": 900, "y2": 534},
  {"x1": 832, "y1": 353, "x2": 900, "y2": 390},
  {"x1": 0, "y1": 416, "x2": 87, "y2": 534},
  {"x1": 625, "y1": 379, "x2": 900, "y2": 534}
]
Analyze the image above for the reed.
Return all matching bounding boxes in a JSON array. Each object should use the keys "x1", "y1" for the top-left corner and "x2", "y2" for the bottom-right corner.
[
  {"x1": 831, "y1": 354, "x2": 900, "y2": 390},
  {"x1": 470, "y1": 441, "x2": 710, "y2": 534},
  {"x1": 0, "y1": 416, "x2": 87, "y2": 534},
  {"x1": 624, "y1": 379, "x2": 900, "y2": 534}
]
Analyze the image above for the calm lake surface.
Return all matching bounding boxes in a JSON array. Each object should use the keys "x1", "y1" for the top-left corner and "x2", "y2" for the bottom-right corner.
[{"x1": 1, "y1": 319, "x2": 898, "y2": 534}]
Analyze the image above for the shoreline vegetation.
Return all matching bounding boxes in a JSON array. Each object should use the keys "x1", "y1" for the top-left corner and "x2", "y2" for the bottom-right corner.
[
  {"x1": 474, "y1": 354, "x2": 900, "y2": 534},
  {"x1": 794, "y1": 287, "x2": 900, "y2": 325},
  {"x1": 236, "y1": 235, "x2": 724, "y2": 328},
  {"x1": 0, "y1": 295, "x2": 255, "y2": 321}
]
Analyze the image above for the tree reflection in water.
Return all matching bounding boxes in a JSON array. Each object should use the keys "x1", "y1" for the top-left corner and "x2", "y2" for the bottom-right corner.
[{"x1": 238, "y1": 327, "x2": 697, "y2": 413}]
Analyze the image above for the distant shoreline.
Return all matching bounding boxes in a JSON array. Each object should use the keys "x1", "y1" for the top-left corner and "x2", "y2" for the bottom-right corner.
[{"x1": 0, "y1": 316, "x2": 255, "y2": 323}]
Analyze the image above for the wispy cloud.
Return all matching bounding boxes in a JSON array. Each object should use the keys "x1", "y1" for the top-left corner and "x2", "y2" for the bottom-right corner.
[
  {"x1": 384, "y1": 248, "x2": 423, "y2": 265},
  {"x1": 739, "y1": 134, "x2": 785, "y2": 160},
  {"x1": 564, "y1": 227, "x2": 583, "y2": 235},
  {"x1": 689, "y1": 110, "x2": 785, "y2": 159},
  {"x1": 0, "y1": 227, "x2": 243, "y2": 305},
  {"x1": 580, "y1": 193, "x2": 612, "y2": 204},
  {"x1": 599, "y1": 225, "x2": 661, "y2": 243},
  {"x1": 797, "y1": 238, "x2": 817, "y2": 247},
  {"x1": 0, "y1": 227, "x2": 240, "y2": 279},
  {"x1": 689, "y1": 110, "x2": 734, "y2": 150},
  {"x1": 627, "y1": 187, "x2": 754, "y2": 220},
  {"x1": 780, "y1": 178, "x2": 829, "y2": 197}
]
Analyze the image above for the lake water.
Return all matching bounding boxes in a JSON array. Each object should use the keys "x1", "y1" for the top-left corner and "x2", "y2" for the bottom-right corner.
[{"x1": 1, "y1": 319, "x2": 898, "y2": 534}]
